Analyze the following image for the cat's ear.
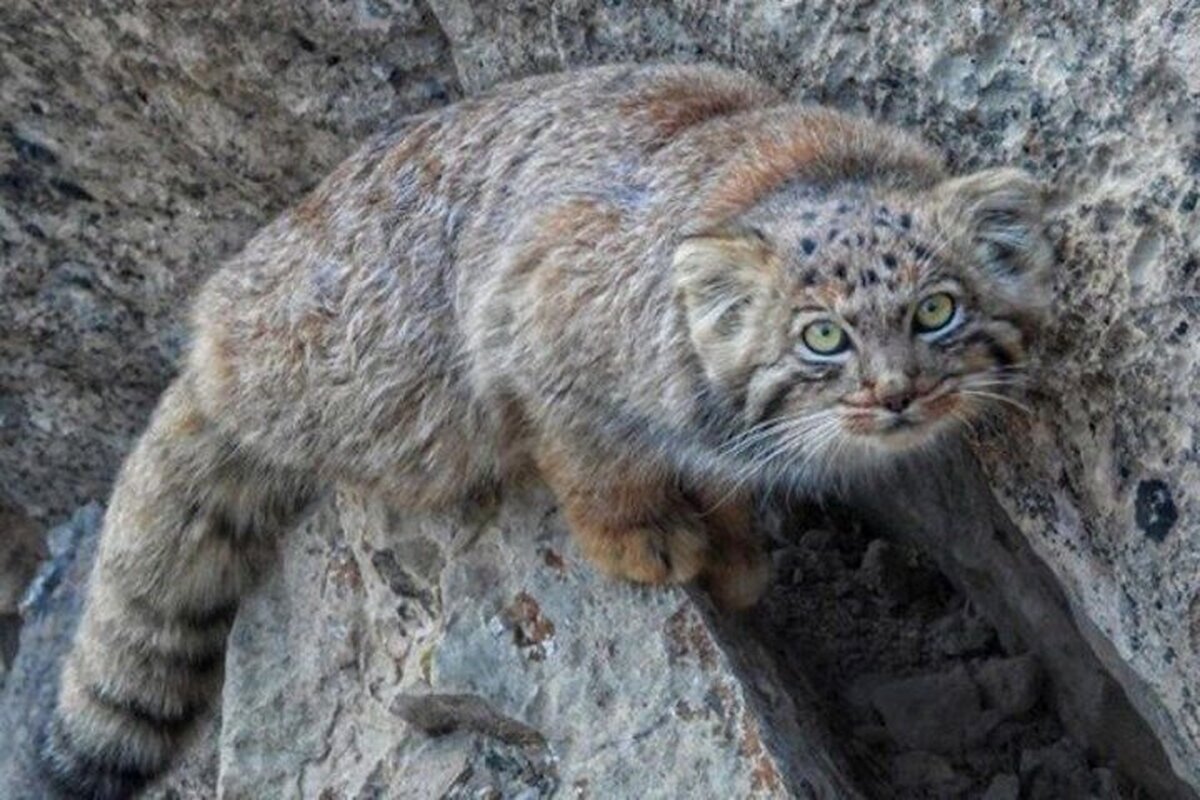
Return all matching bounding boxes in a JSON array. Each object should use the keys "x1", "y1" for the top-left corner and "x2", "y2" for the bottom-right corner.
[
  {"x1": 673, "y1": 231, "x2": 786, "y2": 388},
  {"x1": 933, "y1": 168, "x2": 1053, "y2": 298}
]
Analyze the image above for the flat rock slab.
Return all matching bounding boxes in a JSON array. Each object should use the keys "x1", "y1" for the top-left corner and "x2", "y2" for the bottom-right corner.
[
  {"x1": 220, "y1": 488, "x2": 862, "y2": 798},
  {"x1": 0, "y1": 491, "x2": 863, "y2": 799}
]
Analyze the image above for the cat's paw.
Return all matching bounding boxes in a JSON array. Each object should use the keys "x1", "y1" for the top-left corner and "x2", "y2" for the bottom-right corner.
[
  {"x1": 576, "y1": 519, "x2": 708, "y2": 586},
  {"x1": 701, "y1": 542, "x2": 771, "y2": 611}
]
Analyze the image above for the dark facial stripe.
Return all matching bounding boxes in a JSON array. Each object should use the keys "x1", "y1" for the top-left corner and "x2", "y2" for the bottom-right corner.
[
  {"x1": 962, "y1": 330, "x2": 1018, "y2": 367},
  {"x1": 756, "y1": 379, "x2": 796, "y2": 424},
  {"x1": 211, "y1": 509, "x2": 250, "y2": 542},
  {"x1": 181, "y1": 502, "x2": 202, "y2": 531},
  {"x1": 754, "y1": 370, "x2": 828, "y2": 423},
  {"x1": 990, "y1": 341, "x2": 1016, "y2": 368}
]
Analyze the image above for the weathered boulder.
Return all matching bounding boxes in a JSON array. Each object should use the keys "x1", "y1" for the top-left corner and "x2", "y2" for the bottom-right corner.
[
  {"x1": 0, "y1": 492, "x2": 864, "y2": 798},
  {"x1": 217, "y1": 488, "x2": 864, "y2": 798},
  {"x1": 3, "y1": 0, "x2": 1200, "y2": 797}
]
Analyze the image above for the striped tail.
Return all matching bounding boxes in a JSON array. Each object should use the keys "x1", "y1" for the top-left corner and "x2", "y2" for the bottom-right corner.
[{"x1": 40, "y1": 379, "x2": 316, "y2": 798}]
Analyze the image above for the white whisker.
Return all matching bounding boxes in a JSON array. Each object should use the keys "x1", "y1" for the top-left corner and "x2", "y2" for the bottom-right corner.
[{"x1": 958, "y1": 389, "x2": 1033, "y2": 416}]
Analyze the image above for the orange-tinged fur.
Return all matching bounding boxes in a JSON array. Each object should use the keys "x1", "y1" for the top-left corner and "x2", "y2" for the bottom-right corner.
[
  {"x1": 618, "y1": 69, "x2": 781, "y2": 143},
  {"x1": 534, "y1": 439, "x2": 709, "y2": 588}
]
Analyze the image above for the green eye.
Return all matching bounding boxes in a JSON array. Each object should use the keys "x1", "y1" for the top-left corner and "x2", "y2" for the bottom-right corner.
[
  {"x1": 801, "y1": 320, "x2": 849, "y2": 356},
  {"x1": 914, "y1": 292, "x2": 957, "y2": 334}
]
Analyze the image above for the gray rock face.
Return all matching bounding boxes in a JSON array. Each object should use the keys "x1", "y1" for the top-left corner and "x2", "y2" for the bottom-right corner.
[
  {"x1": 0, "y1": 505, "x2": 103, "y2": 798},
  {"x1": 218, "y1": 489, "x2": 862, "y2": 798},
  {"x1": 4, "y1": 0, "x2": 1200, "y2": 797},
  {"x1": 0, "y1": 491, "x2": 863, "y2": 798}
]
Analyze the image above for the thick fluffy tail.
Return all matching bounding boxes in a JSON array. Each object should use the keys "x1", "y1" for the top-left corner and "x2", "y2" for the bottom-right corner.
[{"x1": 40, "y1": 378, "x2": 316, "y2": 799}]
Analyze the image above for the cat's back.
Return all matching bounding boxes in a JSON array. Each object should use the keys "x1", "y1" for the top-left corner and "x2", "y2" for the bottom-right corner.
[
  {"x1": 185, "y1": 64, "x2": 783, "y2": 485},
  {"x1": 197, "y1": 62, "x2": 782, "y2": 327},
  {"x1": 400, "y1": 62, "x2": 786, "y2": 261},
  {"x1": 191, "y1": 62, "x2": 785, "y2": 387}
]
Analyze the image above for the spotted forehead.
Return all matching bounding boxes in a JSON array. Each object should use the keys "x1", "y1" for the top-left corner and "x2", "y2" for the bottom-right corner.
[{"x1": 787, "y1": 199, "x2": 944, "y2": 300}]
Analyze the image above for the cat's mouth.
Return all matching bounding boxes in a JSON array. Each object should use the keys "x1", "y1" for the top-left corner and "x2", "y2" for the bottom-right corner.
[{"x1": 838, "y1": 383, "x2": 962, "y2": 444}]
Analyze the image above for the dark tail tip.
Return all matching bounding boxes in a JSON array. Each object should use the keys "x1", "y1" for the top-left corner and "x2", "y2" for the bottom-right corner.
[{"x1": 36, "y1": 715, "x2": 155, "y2": 800}]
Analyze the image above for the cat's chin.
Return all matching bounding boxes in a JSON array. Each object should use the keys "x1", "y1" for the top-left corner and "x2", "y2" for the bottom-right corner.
[
  {"x1": 845, "y1": 412, "x2": 961, "y2": 456},
  {"x1": 860, "y1": 420, "x2": 937, "y2": 450}
]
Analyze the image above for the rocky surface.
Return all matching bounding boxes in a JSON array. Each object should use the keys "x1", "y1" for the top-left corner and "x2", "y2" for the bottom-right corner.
[
  {"x1": 0, "y1": 497, "x2": 43, "y2": 685},
  {"x1": 0, "y1": 487, "x2": 1156, "y2": 799},
  {"x1": 0, "y1": 504, "x2": 104, "y2": 796},
  {"x1": 3, "y1": 0, "x2": 1200, "y2": 797},
  {"x1": 218, "y1": 489, "x2": 870, "y2": 799},
  {"x1": 0, "y1": 490, "x2": 865, "y2": 799},
  {"x1": 761, "y1": 499, "x2": 1143, "y2": 799},
  {"x1": 0, "y1": 0, "x2": 460, "y2": 523}
]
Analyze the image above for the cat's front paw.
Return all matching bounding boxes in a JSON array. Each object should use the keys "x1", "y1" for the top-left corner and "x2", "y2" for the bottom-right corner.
[
  {"x1": 576, "y1": 518, "x2": 708, "y2": 587},
  {"x1": 701, "y1": 542, "x2": 771, "y2": 611}
]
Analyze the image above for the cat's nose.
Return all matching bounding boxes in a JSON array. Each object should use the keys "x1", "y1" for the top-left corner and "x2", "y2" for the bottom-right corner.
[{"x1": 878, "y1": 387, "x2": 916, "y2": 413}]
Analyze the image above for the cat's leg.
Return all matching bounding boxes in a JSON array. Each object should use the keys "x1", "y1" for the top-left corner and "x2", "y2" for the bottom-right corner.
[
  {"x1": 40, "y1": 376, "x2": 318, "y2": 799},
  {"x1": 535, "y1": 440, "x2": 708, "y2": 587},
  {"x1": 686, "y1": 486, "x2": 772, "y2": 611}
]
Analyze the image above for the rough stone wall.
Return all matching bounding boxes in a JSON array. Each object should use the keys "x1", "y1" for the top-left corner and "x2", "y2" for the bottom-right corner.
[
  {"x1": 0, "y1": 0, "x2": 459, "y2": 522},
  {"x1": 2, "y1": 0, "x2": 1199, "y2": 797}
]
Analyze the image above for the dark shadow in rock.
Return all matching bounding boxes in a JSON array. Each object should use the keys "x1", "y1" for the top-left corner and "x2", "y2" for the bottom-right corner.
[
  {"x1": 0, "y1": 498, "x2": 46, "y2": 684},
  {"x1": 740, "y1": 440, "x2": 1193, "y2": 799},
  {"x1": 696, "y1": 588, "x2": 870, "y2": 799},
  {"x1": 0, "y1": 503, "x2": 101, "y2": 798}
]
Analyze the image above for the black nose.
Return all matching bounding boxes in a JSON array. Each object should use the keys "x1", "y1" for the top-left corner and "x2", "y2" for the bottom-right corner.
[{"x1": 881, "y1": 390, "x2": 915, "y2": 413}]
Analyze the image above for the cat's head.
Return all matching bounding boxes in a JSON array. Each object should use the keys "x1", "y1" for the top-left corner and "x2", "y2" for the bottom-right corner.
[{"x1": 674, "y1": 167, "x2": 1053, "y2": 482}]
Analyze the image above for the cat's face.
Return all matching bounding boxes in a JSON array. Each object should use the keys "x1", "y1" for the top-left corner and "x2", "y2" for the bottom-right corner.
[{"x1": 675, "y1": 168, "x2": 1053, "y2": 482}]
